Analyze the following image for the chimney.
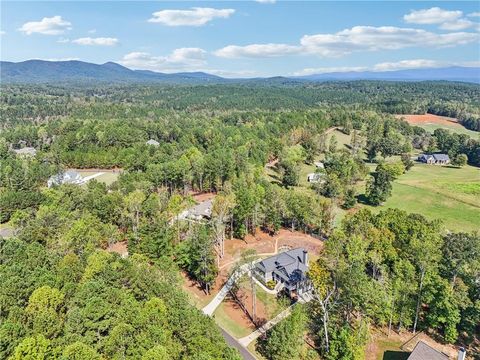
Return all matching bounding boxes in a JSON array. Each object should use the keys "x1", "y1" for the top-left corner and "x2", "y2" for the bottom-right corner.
[
  {"x1": 302, "y1": 249, "x2": 308, "y2": 266},
  {"x1": 457, "y1": 347, "x2": 466, "y2": 360}
]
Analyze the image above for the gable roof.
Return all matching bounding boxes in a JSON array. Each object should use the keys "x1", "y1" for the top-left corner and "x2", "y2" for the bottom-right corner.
[
  {"x1": 433, "y1": 154, "x2": 449, "y2": 161},
  {"x1": 257, "y1": 248, "x2": 308, "y2": 281},
  {"x1": 407, "y1": 341, "x2": 449, "y2": 360}
]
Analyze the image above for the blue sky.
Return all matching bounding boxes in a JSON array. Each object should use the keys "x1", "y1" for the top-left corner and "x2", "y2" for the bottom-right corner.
[{"x1": 1, "y1": 1, "x2": 479, "y2": 77}]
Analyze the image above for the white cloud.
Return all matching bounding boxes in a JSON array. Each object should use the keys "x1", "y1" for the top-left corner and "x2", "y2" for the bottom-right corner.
[
  {"x1": 19, "y1": 16, "x2": 71, "y2": 35},
  {"x1": 72, "y1": 37, "x2": 119, "y2": 46},
  {"x1": 293, "y1": 59, "x2": 480, "y2": 75},
  {"x1": 293, "y1": 66, "x2": 368, "y2": 76},
  {"x1": 57, "y1": 37, "x2": 70, "y2": 43},
  {"x1": 256, "y1": 0, "x2": 276, "y2": 4},
  {"x1": 215, "y1": 26, "x2": 479, "y2": 59},
  {"x1": 404, "y1": 7, "x2": 478, "y2": 31},
  {"x1": 301, "y1": 26, "x2": 478, "y2": 56},
  {"x1": 39, "y1": 57, "x2": 80, "y2": 62},
  {"x1": 204, "y1": 69, "x2": 258, "y2": 78},
  {"x1": 468, "y1": 12, "x2": 480, "y2": 17},
  {"x1": 404, "y1": 7, "x2": 462, "y2": 25},
  {"x1": 119, "y1": 48, "x2": 207, "y2": 71},
  {"x1": 214, "y1": 43, "x2": 301, "y2": 58},
  {"x1": 373, "y1": 59, "x2": 443, "y2": 71},
  {"x1": 439, "y1": 19, "x2": 475, "y2": 31},
  {"x1": 148, "y1": 7, "x2": 235, "y2": 26},
  {"x1": 0, "y1": 30, "x2": 5, "y2": 35},
  {"x1": 88, "y1": 29, "x2": 97, "y2": 34}
]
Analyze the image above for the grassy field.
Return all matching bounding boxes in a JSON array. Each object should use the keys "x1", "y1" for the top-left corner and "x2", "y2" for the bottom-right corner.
[
  {"x1": 363, "y1": 163, "x2": 480, "y2": 232},
  {"x1": 415, "y1": 122, "x2": 479, "y2": 138}
]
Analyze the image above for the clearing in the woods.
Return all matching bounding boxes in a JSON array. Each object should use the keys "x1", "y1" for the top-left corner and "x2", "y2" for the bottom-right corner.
[{"x1": 396, "y1": 114, "x2": 479, "y2": 137}]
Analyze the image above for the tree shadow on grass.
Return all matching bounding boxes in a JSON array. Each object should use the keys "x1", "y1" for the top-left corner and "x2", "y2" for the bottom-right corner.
[{"x1": 383, "y1": 351, "x2": 410, "y2": 360}]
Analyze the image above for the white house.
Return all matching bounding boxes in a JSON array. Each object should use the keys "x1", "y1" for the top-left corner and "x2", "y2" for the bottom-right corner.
[
  {"x1": 146, "y1": 139, "x2": 160, "y2": 146},
  {"x1": 314, "y1": 161, "x2": 325, "y2": 169},
  {"x1": 307, "y1": 173, "x2": 323, "y2": 183}
]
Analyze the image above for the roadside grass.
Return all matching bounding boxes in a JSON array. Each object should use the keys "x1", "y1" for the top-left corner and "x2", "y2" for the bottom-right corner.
[
  {"x1": 213, "y1": 302, "x2": 252, "y2": 338},
  {"x1": 255, "y1": 284, "x2": 290, "y2": 319}
]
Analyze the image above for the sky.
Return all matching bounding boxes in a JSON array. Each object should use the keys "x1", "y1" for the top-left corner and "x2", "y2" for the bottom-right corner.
[{"x1": 1, "y1": 1, "x2": 479, "y2": 77}]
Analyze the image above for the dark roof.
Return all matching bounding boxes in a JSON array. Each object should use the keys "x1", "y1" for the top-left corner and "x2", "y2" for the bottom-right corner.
[
  {"x1": 407, "y1": 341, "x2": 449, "y2": 360},
  {"x1": 419, "y1": 154, "x2": 434, "y2": 159},
  {"x1": 433, "y1": 154, "x2": 450, "y2": 161},
  {"x1": 256, "y1": 248, "x2": 308, "y2": 281}
]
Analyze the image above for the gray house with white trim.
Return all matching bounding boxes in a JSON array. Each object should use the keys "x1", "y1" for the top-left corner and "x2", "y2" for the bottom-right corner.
[
  {"x1": 418, "y1": 153, "x2": 450, "y2": 165},
  {"x1": 255, "y1": 248, "x2": 312, "y2": 297}
]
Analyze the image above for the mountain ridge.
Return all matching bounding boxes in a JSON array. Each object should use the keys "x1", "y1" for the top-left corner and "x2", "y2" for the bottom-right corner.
[{"x1": 1, "y1": 59, "x2": 479, "y2": 84}]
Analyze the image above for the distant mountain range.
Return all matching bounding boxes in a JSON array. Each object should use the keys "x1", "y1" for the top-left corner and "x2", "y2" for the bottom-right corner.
[{"x1": 1, "y1": 60, "x2": 479, "y2": 84}]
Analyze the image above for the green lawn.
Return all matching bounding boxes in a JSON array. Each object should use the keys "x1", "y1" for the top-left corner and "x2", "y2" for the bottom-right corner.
[
  {"x1": 326, "y1": 129, "x2": 352, "y2": 151},
  {"x1": 375, "y1": 339, "x2": 409, "y2": 360},
  {"x1": 364, "y1": 164, "x2": 480, "y2": 232},
  {"x1": 213, "y1": 302, "x2": 252, "y2": 338},
  {"x1": 74, "y1": 170, "x2": 121, "y2": 186},
  {"x1": 414, "y1": 122, "x2": 480, "y2": 138}
]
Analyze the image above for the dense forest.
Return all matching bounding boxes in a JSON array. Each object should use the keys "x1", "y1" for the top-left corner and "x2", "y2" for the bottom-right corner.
[{"x1": 1, "y1": 81, "x2": 479, "y2": 359}]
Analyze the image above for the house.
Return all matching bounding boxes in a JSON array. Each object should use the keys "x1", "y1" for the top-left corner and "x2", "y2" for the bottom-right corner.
[
  {"x1": 432, "y1": 154, "x2": 450, "y2": 165},
  {"x1": 13, "y1": 147, "x2": 37, "y2": 157},
  {"x1": 187, "y1": 199, "x2": 213, "y2": 220},
  {"x1": 307, "y1": 172, "x2": 323, "y2": 183},
  {"x1": 254, "y1": 248, "x2": 312, "y2": 297},
  {"x1": 314, "y1": 161, "x2": 325, "y2": 169},
  {"x1": 146, "y1": 139, "x2": 160, "y2": 146},
  {"x1": 418, "y1": 154, "x2": 435, "y2": 164},
  {"x1": 176, "y1": 199, "x2": 214, "y2": 223},
  {"x1": 47, "y1": 170, "x2": 83, "y2": 188},
  {"x1": 406, "y1": 341, "x2": 449, "y2": 360},
  {"x1": 418, "y1": 153, "x2": 450, "y2": 165}
]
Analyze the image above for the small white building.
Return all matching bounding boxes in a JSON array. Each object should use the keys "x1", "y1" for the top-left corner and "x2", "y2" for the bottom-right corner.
[
  {"x1": 13, "y1": 147, "x2": 37, "y2": 157},
  {"x1": 307, "y1": 173, "x2": 323, "y2": 183},
  {"x1": 47, "y1": 170, "x2": 83, "y2": 188},
  {"x1": 314, "y1": 161, "x2": 325, "y2": 169},
  {"x1": 146, "y1": 139, "x2": 160, "y2": 146}
]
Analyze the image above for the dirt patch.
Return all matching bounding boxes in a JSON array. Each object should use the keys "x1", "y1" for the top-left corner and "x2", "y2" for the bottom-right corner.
[
  {"x1": 106, "y1": 241, "x2": 128, "y2": 257},
  {"x1": 180, "y1": 270, "x2": 226, "y2": 305},
  {"x1": 224, "y1": 285, "x2": 270, "y2": 330},
  {"x1": 396, "y1": 114, "x2": 462, "y2": 127},
  {"x1": 188, "y1": 191, "x2": 216, "y2": 202},
  {"x1": 220, "y1": 229, "x2": 323, "y2": 273}
]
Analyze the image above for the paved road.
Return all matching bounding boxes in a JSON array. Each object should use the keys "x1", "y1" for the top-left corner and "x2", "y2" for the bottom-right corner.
[{"x1": 220, "y1": 327, "x2": 257, "y2": 360}]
